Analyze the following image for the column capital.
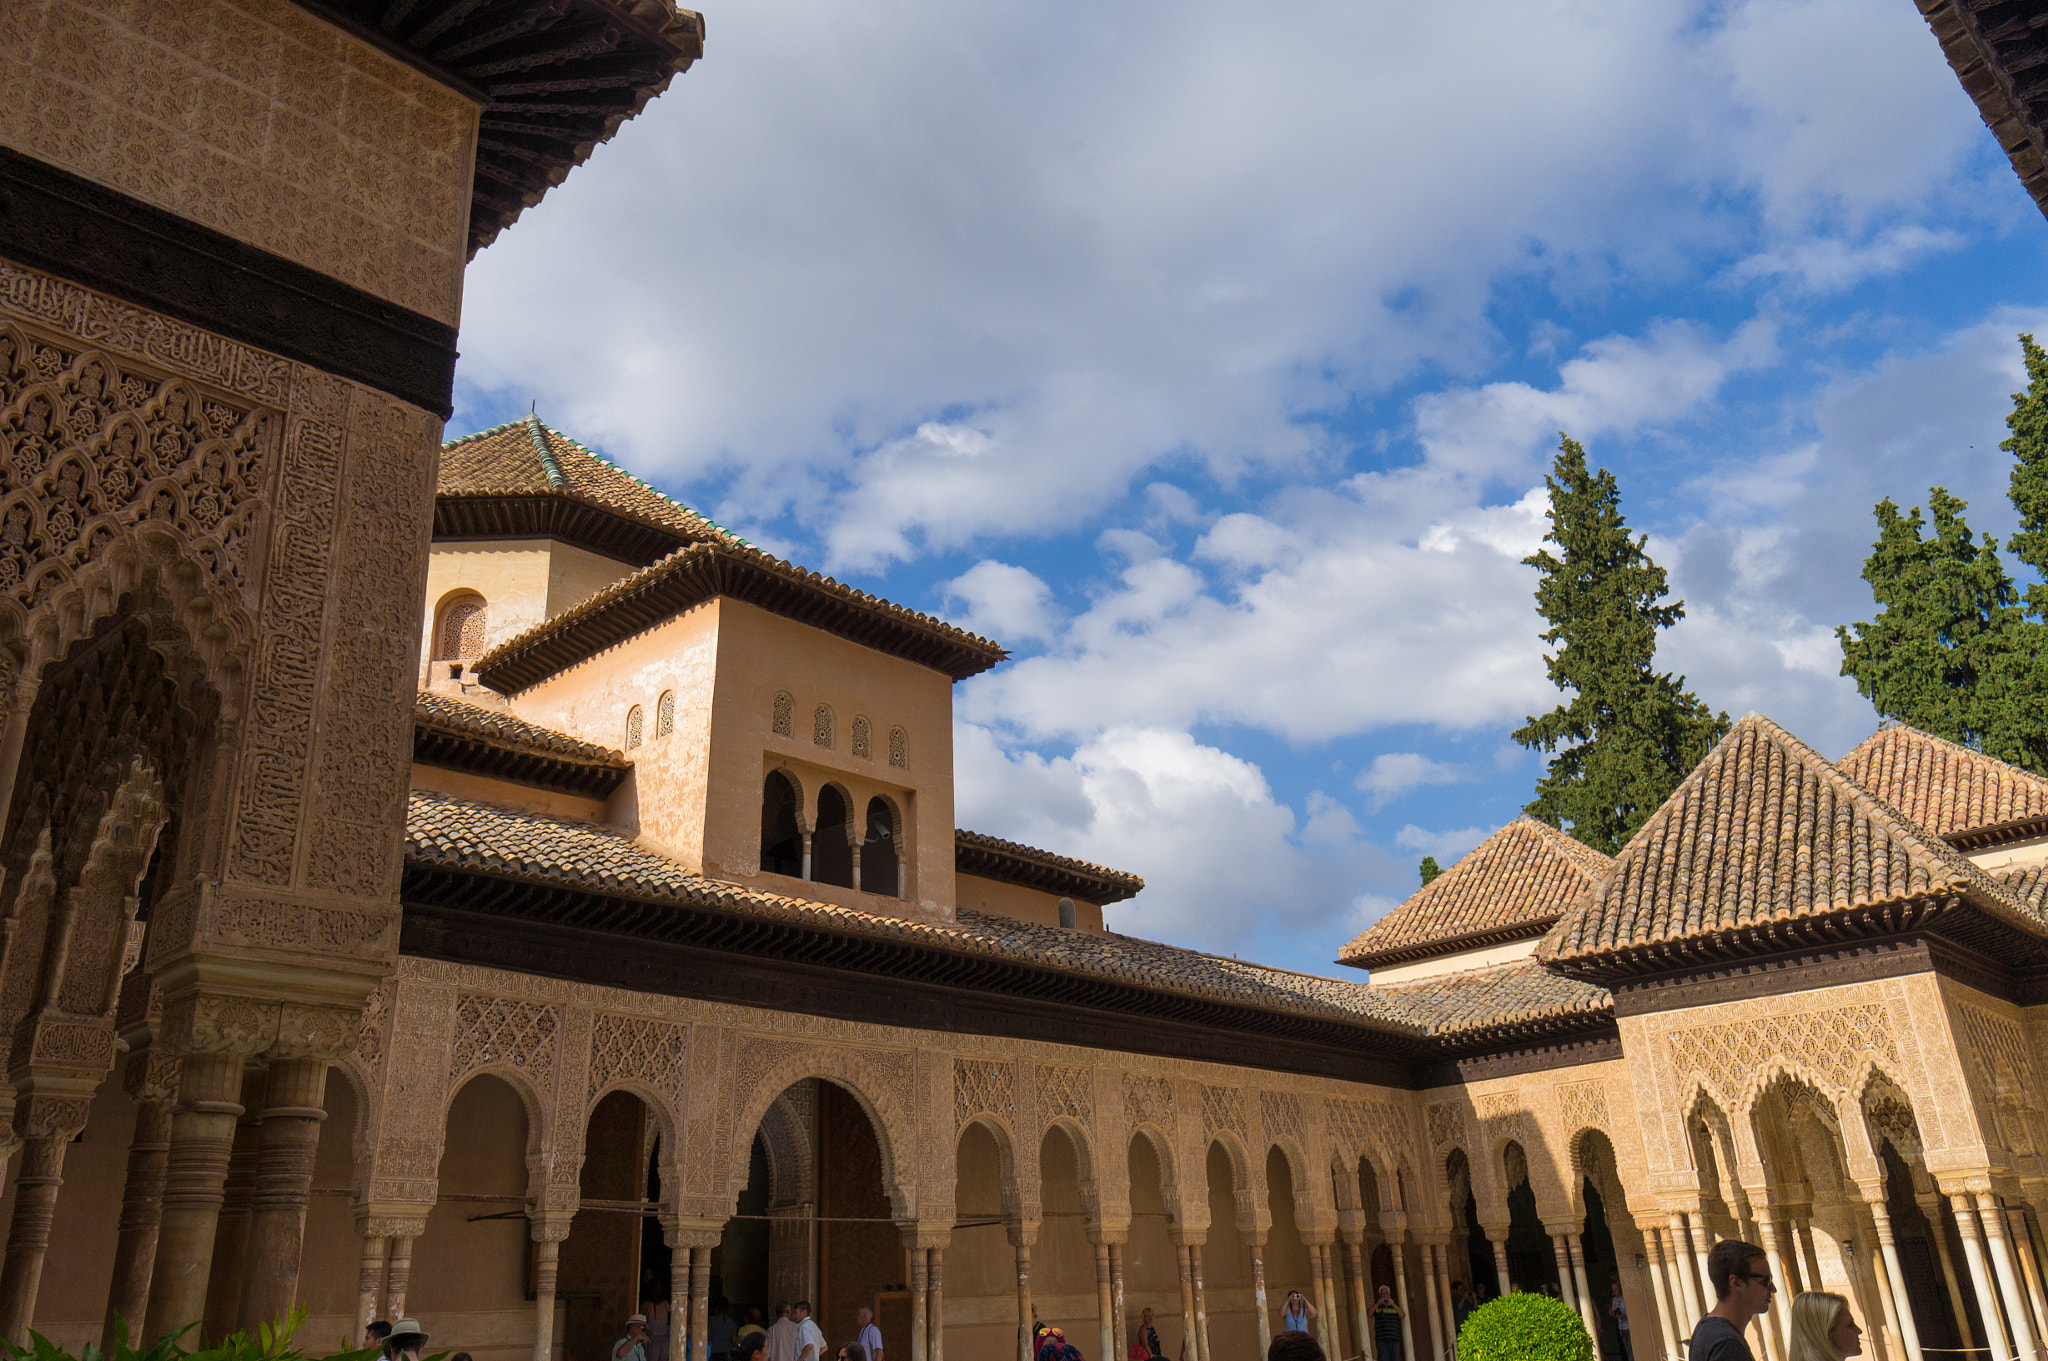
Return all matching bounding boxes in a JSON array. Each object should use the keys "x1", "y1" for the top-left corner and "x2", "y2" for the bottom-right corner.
[
  {"x1": 1007, "y1": 1218, "x2": 1039, "y2": 1248},
  {"x1": 659, "y1": 1216, "x2": 725, "y2": 1250},
  {"x1": 1087, "y1": 1222, "x2": 1131, "y2": 1245},
  {"x1": 356, "y1": 1210, "x2": 428, "y2": 1239},
  {"x1": 528, "y1": 1210, "x2": 575, "y2": 1243},
  {"x1": 899, "y1": 1222, "x2": 952, "y2": 1251},
  {"x1": 1169, "y1": 1227, "x2": 1208, "y2": 1248}
]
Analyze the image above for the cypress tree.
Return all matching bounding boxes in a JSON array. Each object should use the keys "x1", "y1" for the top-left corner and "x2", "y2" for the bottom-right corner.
[
  {"x1": 1513, "y1": 435, "x2": 1730, "y2": 854},
  {"x1": 2005, "y1": 333, "x2": 2048, "y2": 592},
  {"x1": 1419, "y1": 856, "x2": 1441, "y2": 886},
  {"x1": 1836, "y1": 489, "x2": 2030, "y2": 762}
]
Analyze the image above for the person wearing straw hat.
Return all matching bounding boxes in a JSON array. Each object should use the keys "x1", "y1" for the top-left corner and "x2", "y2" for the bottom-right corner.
[
  {"x1": 615, "y1": 1314, "x2": 652, "y2": 1361},
  {"x1": 384, "y1": 1320, "x2": 430, "y2": 1361}
]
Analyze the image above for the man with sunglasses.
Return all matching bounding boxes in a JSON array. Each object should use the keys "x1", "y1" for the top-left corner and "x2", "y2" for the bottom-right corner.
[{"x1": 1690, "y1": 1240, "x2": 1775, "y2": 1361}]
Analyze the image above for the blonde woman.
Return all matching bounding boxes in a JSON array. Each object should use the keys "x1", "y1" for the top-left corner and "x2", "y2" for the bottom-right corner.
[{"x1": 1790, "y1": 1292, "x2": 1864, "y2": 1361}]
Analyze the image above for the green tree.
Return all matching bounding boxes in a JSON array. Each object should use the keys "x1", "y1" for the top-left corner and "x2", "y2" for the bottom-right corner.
[
  {"x1": 1514, "y1": 435, "x2": 1729, "y2": 854},
  {"x1": 1418, "y1": 856, "x2": 1441, "y2": 886},
  {"x1": 1836, "y1": 489, "x2": 2031, "y2": 761},
  {"x1": 2004, "y1": 333, "x2": 2048, "y2": 593}
]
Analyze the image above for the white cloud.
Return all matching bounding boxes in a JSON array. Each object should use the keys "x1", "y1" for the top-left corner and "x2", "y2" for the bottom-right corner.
[
  {"x1": 454, "y1": 0, "x2": 1985, "y2": 568},
  {"x1": 954, "y1": 722, "x2": 1397, "y2": 954},
  {"x1": 1394, "y1": 824, "x2": 1497, "y2": 863},
  {"x1": 1358, "y1": 753, "x2": 1468, "y2": 811},
  {"x1": 1726, "y1": 226, "x2": 1965, "y2": 294},
  {"x1": 941, "y1": 561, "x2": 1061, "y2": 645}
]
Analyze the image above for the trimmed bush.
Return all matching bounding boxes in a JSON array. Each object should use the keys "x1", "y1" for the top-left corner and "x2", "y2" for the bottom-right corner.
[
  {"x1": 1, "y1": 1310, "x2": 391, "y2": 1361},
  {"x1": 1457, "y1": 1291, "x2": 1594, "y2": 1361}
]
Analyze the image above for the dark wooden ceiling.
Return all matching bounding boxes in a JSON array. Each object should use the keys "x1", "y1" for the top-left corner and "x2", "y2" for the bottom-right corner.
[
  {"x1": 300, "y1": 0, "x2": 704, "y2": 257},
  {"x1": 1920, "y1": 0, "x2": 2048, "y2": 217}
]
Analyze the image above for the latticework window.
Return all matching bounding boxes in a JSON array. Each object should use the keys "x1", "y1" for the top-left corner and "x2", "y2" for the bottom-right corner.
[
  {"x1": 888, "y1": 725, "x2": 907, "y2": 768},
  {"x1": 625, "y1": 705, "x2": 644, "y2": 751},
  {"x1": 437, "y1": 597, "x2": 487, "y2": 660},
  {"x1": 814, "y1": 705, "x2": 833, "y2": 748},
  {"x1": 771, "y1": 691, "x2": 794, "y2": 736},
  {"x1": 656, "y1": 690, "x2": 675, "y2": 739},
  {"x1": 851, "y1": 715, "x2": 871, "y2": 759}
]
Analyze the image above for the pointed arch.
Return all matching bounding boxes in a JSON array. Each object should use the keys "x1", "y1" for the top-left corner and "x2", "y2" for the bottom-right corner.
[{"x1": 726, "y1": 1048, "x2": 914, "y2": 1219}]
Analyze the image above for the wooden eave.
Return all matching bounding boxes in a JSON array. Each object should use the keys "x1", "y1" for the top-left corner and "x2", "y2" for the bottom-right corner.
[
  {"x1": 954, "y1": 831, "x2": 1144, "y2": 905},
  {"x1": 1540, "y1": 891, "x2": 2048, "y2": 985},
  {"x1": 1946, "y1": 811, "x2": 2048, "y2": 852},
  {"x1": 477, "y1": 543, "x2": 1008, "y2": 693},
  {"x1": 1430, "y1": 1010, "x2": 1619, "y2": 1057},
  {"x1": 1916, "y1": 0, "x2": 2048, "y2": 221},
  {"x1": 412, "y1": 715, "x2": 629, "y2": 798},
  {"x1": 1339, "y1": 916, "x2": 1560, "y2": 972},
  {"x1": 398, "y1": 859, "x2": 1429, "y2": 1083},
  {"x1": 293, "y1": 0, "x2": 705, "y2": 255},
  {"x1": 433, "y1": 491, "x2": 691, "y2": 569}
]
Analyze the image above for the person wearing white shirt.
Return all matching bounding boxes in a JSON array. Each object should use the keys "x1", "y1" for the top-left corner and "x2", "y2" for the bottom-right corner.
[
  {"x1": 792, "y1": 1302, "x2": 824, "y2": 1361},
  {"x1": 854, "y1": 1307, "x2": 883, "y2": 1361},
  {"x1": 766, "y1": 1307, "x2": 800, "y2": 1361}
]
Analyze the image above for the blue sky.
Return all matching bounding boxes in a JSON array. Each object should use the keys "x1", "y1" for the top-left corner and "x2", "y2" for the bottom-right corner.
[{"x1": 451, "y1": 0, "x2": 2048, "y2": 977}]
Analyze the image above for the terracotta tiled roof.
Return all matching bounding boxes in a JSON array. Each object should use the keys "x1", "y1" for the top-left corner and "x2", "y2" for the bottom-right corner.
[
  {"x1": 955, "y1": 830, "x2": 1145, "y2": 905},
  {"x1": 413, "y1": 691, "x2": 629, "y2": 798},
  {"x1": 1538, "y1": 714, "x2": 2041, "y2": 976},
  {"x1": 477, "y1": 540, "x2": 1008, "y2": 691},
  {"x1": 403, "y1": 791, "x2": 1418, "y2": 1034},
  {"x1": 1370, "y1": 960, "x2": 1611, "y2": 1039},
  {"x1": 1836, "y1": 724, "x2": 2048, "y2": 841},
  {"x1": 415, "y1": 692, "x2": 629, "y2": 768},
  {"x1": 1338, "y1": 818, "x2": 1609, "y2": 970},
  {"x1": 439, "y1": 417, "x2": 743, "y2": 550}
]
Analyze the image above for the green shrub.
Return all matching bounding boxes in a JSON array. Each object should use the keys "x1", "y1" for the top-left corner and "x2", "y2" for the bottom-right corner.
[
  {"x1": 1456, "y1": 1291, "x2": 1594, "y2": 1361},
  {"x1": 1, "y1": 1309, "x2": 393, "y2": 1361}
]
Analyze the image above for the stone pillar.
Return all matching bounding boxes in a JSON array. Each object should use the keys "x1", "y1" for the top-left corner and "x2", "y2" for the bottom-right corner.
[
  {"x1": 1109, "y1": 1241, "x2": 1127, "y2": 1354},
  {"x1": 668, "y1": 1247, "x2": 688, "y2": 1361},
  {"x1": 236, "y1": 1057, "x2": 330, "y2": 1330},
  {"x1": 1093, "y1": 1241, "x2": 1115, "y2": 1361},
  {"x1": 384, "y1": 1233, "x2": 417, "y2": 1322},
  {"x1": 1689, "y1": 1215, "x2": 1713, "y2": 1315},
  {"x1": 530, "y1": 1213, "x2": 572, "y2": 1361},
  {"x1": 143, "y1": 1048, "x2": 253, "y2": 1342},
  {"x1": 1642, "y1": 1226, "x2": 1681, "y2": 1361},
  {"x1": 1953, "y1": 1195, "x2": 2013, "y2": 1361},
  {"x1": 1667, "y1": 1214, "x2": 1705, "y2": 1320},
  {"x1": 1418, "y1": 1240, "x2": 1442, "y2": 1360},
  {"x1": 1797, "y1": 1218, "x2": 1825, "y2": 1303},
  {"x1": 1012, "y1": 1222, "x2": 1038, "y2": 1361},
  {"x1": 2009, "y1": 1208, "x2": 2048, "y2": 1358},
  {"x1": 1183, "y1": 1233, "x2": 1211, "y2": 1361},
  {"x1": 104, "y1": 1051, "x2": 180, "y2": 1353},
  {"x1": 1922, "y1": 1196, "x2": 1974, "y2": 1351},
  {"x1": 1175, "y1": 1242, "x2": 1198, "y2": 1361},
  {"x1": 929, "y1": 1244, "x2": 946, "y2": 1361},
  {"x1": 0, "y1": 1094, "x2": 94, "y2": 1344},
  {"x1": 692, "y1": 1246, "x2": 712, "y2": 1361},
  {"x1": 1757, "y1": 1211, "x2": 1795, "y2": 1355},
  {"x1": 1346, "y1": 1233, "x2": 1373, "y2": 1360},
  {"x1": 1552, "y1": 1234, "x2": 1577, "y2": 1307},
  {"x1": 355, "y1": 1230, "x2": 390, "y2": 1346},
  {"x1": 1866, "y1": 1196, "x2": 1923, "y2": 1361},
  {"x1": 1570, "y1": 1234, "x2": 1599, "y2": 1339},
  {"x1": 917, "y1": 1227, "x2": 933, "y2": 1358},
  {"x1": 207, "y1": 1063, "x2": 267, "y2": 1341},
  {"x1": 1247, "y1": 1236, "x2": 1271, "y2": 1355},
  {"x1": 1492, "y1": 1239, "x2": 1512, "y2": 1296},
  {"x1": 1317, "y1": 1241, "x2": 1339, "y2": 1358},
  {"x1": 1390, "y1": 1234, "x2": 1418, "y2": 1361},
  {"x1": 1981, "y1": 1193, "x2": 2040, "y2": 1361}
]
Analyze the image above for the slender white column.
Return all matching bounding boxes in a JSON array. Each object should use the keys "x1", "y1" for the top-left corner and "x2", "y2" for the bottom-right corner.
[
  {"x1": 1922, "y1": 1197, "x2": 1975, "y2": 1351},
  {"x1": 1668, "y1": 1215, "x2": 1705, "y2": 1320},
  {"x1": 1643, "y1": 1228, "x2": 1682, "y2": 1361},
  {"x1": 1391, "y1": 1236, "x2": 1419, "y2": 1361},
  {"x1": 1868, "y1": 1198, "x2": 1924, "y2": 1361},
  {"x1": 1570, "y1": 1234, "x2": 1599, "y2": 1339},
  {"x1": 1956, "y1": 1196, "x2": 2015, "y2": 1361},
  {"x1": 1982, "y1": 1194, "x2": 2040, "y2": 1361}
]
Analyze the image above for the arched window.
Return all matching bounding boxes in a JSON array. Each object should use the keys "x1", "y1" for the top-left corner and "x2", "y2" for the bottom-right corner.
[
  {"x1": 771, "y1": 691, "x2": 794, "y2": 737},
  {"x1": 851, "y1": 715, "x2": 871, "y2": 759},
  {"x1": 435, "y1": 594, "x2": 487, "y2": 660},
  {"x1": 656, "y1": 689, "x2": 675, "y2": 739},
  {"x1": 812, "y1": 786, "x2": 853, "y2": 887},
  {"x1": 888, "y1": 725, "x2": 907, "y2": 768},
  {"x1": 1057, "y1": 896, "x2": 1076, "y2": 929},
  {"x1": 624, "y1": 705, "x2": 643, "y2": 751},
  {"x1": 760, "y1": 771, "x2": 802, "y2": 876},
  {"x1": 813, "y1": 705, "x2": 834, "y2": 748},
  {"x1": 864, "y1": 798, "x2": 900, "y2": 898}
]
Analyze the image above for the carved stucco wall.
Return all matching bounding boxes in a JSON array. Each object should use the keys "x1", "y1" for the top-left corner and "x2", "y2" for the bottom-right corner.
[
  {"x1": 0, "y1": 0, "x2": 479, "y2": 323},
  {"x1": 350, "y1": 956, "x2": 1480, "y2": 1250}
]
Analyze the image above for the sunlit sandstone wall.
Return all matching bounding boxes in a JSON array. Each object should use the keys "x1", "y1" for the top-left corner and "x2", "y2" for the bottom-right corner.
[
  {"x1": 419, "y1": 540, "x2": 640, "y2": 679},
  {"x1": 508, "y1": 597, "x2": 959, "y2": 918},
  {"x1": 1, "y1": 0, "x2": 479, "y2": 325},
  {"x1": 954, "y1": 873, "x2": 1106, "y2": 931}
]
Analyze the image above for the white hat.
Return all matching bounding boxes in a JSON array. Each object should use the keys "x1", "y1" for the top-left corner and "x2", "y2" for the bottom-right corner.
[{"x1": 387, "y1": 1320, "x2": 430, "y2": 1345}]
